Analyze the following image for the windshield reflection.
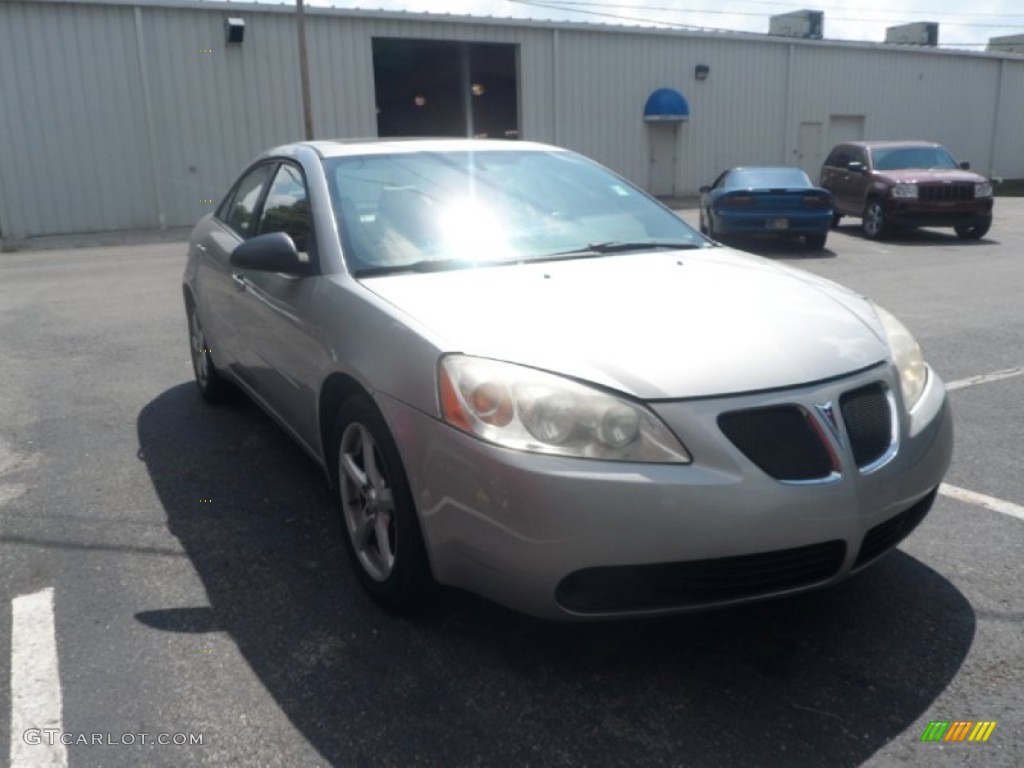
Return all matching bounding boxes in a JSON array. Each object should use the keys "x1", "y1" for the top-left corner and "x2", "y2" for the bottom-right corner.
[{"x1": 325, "y1": 150, "x2": 706, "y2": 275}]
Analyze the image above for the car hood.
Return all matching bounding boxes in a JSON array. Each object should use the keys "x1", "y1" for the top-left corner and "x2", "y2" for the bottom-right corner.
[
  {"x1": 360, "y1": 248, "x2": 890, "y2": 399},
  {"x1": 875, "y1": 168, "x2": 986, "y2": 184}
]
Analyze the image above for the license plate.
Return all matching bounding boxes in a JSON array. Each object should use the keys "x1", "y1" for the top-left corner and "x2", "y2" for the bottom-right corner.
[{"x1": 766, "y1": 218, "x2": 789, "y2": 230}]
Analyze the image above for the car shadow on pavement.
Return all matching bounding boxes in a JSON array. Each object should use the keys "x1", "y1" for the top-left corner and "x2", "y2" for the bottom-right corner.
[
  {"x1": 137, "y1": 383, "x2": 975, "y2": 768},
  {"x1": 715, "y1": 238, "x2": 838, "y2": 260},
  {"x1": 833, "y1": 224, "x2": 997, "y2": 247}
]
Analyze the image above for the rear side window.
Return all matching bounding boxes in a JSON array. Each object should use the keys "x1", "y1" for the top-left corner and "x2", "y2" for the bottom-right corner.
[
  {"x1": 223, "y1": 165, "x2": 274, "y2": 237},
  {"x1": 257, "y1": 164, "x2": 314, "y2": 253}
]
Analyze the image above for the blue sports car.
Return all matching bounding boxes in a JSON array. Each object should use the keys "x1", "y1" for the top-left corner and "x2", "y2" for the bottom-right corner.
[{"x1": 699, "y1": 167, "x2": 834, "y2": 250}]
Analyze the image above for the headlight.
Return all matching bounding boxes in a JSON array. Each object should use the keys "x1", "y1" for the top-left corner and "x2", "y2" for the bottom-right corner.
[
  {"x1": 873, "y1": 304, "x2": 927, "y2": 410},
  {"x1": 439, "y1": 355, "x2": 691, "y2": 463},
  {"x1": 891, "y1": 183, "x2": 918, "y2": 199},
  {"x1": 975, "y1": 181, "x2": 993, "y2": 198}
]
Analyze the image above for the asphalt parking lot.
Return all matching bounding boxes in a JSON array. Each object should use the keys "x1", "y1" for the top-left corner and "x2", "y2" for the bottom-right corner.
[{"x1": 2, "y1": 200, "x2": 1022, "y2": 767}]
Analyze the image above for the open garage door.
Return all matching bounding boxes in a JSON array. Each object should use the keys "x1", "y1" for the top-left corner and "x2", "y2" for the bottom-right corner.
[{"x1": 373, "y1": 39, "x2": 519, "y2": 140}]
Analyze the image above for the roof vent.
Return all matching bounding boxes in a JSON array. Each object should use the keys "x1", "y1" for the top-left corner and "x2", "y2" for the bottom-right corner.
[
  {"x1": 885, "y1": 22, "x2": 938, "y2": 47},
  {"x1": 769, "y1": 10, "x2": 824, "y2": 40},
  {"x1": 987, "y1": 33, "x2": 1024, "y2": 54}
]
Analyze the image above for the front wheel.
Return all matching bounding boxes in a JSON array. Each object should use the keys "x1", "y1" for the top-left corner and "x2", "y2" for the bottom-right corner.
[
  {"x1": 862, "y1": 199, "x2": 888, "y2": 240},
  {"x1": 332, "y1": 394, "x2": 434, "y2": 613},
  {"x1": 954, "y1": 220, "x2": 991, "y2": 240}
]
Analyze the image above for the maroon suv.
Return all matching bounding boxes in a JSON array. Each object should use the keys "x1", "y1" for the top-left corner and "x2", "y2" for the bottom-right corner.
[{"x1": 820, "y1": 141, "x2": 993, "y2": 240}]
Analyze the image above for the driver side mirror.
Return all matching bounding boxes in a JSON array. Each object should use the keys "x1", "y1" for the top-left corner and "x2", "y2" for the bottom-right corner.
[
  {"x1": 959, "y1": 161, "x2": 971, "y2": 170},
  {"x1": 698, "y1": 185, "x2": 711, "y2": 194},
  {"x1": 230, "y1": 232, "x2": 309, "y2": 274}
]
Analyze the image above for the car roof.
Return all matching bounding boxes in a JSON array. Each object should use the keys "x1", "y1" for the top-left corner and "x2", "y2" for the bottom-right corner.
[
  {"x1": 260, "y1": 138, "x2": 563, "y2": 160},
  {"x1": 728, "y1": 166, "x2": 808, "y2": 173},
  {"x1": 837, "y1": 140, "x2": 943, "y2": 150}
]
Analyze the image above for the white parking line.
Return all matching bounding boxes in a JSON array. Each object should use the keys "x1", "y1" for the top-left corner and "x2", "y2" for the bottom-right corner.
[
  {"x1": 946, "y1": 367, "x2": 1024, "y2": 391},
  {"x1": 10, "y1": 587, "x2": 68, "y2": 768},
  {"x1": 940, "y1": 483, "x2": 1024, "y2": 522}
]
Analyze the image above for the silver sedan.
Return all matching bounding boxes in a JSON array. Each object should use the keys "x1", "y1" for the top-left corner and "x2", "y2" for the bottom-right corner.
[{"x1": 183, "y1": 139, "x2": 953, "y2": 620}]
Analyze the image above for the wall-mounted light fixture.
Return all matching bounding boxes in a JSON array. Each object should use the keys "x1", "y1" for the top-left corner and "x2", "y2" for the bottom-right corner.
[
  {"x1": 225, "y1": 18, "x2": 245, "y2": 45},
  {"x1": 694, "y1": 64, "x2": 710, "y2": 81}
]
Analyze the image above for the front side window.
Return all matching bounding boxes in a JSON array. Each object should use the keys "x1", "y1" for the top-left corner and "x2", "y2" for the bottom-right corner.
[
  {"x1": 224, "y1": 165, "x2": 273, "y2": 237},
  {"x1": 257, "y1": 164, "x2": 314, "y2": 253},
  {"x1": 825, "y1": 149, "x2": 849, "y2": 168},
  {"x1": 324, "y1": 150, "x2": 707, "y2": 274}
]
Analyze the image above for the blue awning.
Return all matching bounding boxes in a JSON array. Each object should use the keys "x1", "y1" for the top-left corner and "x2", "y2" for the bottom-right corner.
[{"x1": 644, "y1": 88, "x2": 690, "y2": 122}]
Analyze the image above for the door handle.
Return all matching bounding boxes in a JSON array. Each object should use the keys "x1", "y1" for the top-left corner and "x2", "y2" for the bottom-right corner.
[
  {"x1": 231, "y1": 272, "x2": 247, "y2": 292},
  {"x1": 195, "y1": 242, "x2": 207, "y2": 253}
]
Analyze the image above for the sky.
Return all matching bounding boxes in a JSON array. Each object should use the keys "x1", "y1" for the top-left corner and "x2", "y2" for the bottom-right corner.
[{"x1": 299, "y1": 0, "x2": 1024, "y2": 51}]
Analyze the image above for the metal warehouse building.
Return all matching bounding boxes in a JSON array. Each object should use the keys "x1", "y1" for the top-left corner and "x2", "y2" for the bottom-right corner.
[{"x1": 2, "y1": 0, "x2": 1023, "y2": 238}]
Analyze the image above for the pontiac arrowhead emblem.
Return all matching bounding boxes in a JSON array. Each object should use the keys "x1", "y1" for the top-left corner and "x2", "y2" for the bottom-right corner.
[{"x1": 816, "y1": 401, "x2": 843, "y2": 444}]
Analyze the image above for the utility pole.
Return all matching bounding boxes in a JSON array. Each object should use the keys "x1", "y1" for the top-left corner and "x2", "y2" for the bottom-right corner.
[{"x1": 296, "y1": 0, "x2": 314, "y2": 140}]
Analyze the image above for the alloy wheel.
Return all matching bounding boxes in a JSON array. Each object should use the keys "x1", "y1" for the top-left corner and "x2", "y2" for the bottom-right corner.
[{"x1": 338, "y1": 423, "x2": 397, "y2": 582}]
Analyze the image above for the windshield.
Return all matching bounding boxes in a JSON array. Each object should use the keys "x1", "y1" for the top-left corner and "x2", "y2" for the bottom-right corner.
[
  {"x1": 324, "y1": 150, "x2": 706, "y2": 274},
  {"x1": 871, "y1": 146, "x2": 959, "y2": 171}
]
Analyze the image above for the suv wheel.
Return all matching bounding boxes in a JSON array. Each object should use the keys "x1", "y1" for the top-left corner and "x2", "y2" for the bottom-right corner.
[
  {"x1": 862, "y1": 199, "x2": 888, "y2": 240},
  {"x1": 954, "y1": 220, "x2": 991, "y2": 240}
]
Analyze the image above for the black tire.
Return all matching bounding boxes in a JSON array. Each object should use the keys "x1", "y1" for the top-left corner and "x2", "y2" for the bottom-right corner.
[
  {"x1": 330, "y1": 393, "x2": 434, "y2": 613},
  {"x1": 804, "y1": 232, "x2": 827, "y2": 251},
  {"x1": 862, "y1": 199, "x2": 888, "y2": 240},
  {"x1": 706, "y1": 210, "x2": 722, "y2": 241},
  {"x1": 831, "y1": 211, "x2": 842, "y2": 229},
  {"x1": 187, "y1": 300, "x2": 231, "y2": 403},
  {"x1": 954, "y1": 220, "x2": 991, "y2": 240}
]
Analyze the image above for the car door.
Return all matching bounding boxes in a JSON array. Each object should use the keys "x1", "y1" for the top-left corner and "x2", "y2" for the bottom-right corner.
[
  {"x1": 229, "y1": 161, "x2": 326, "y2": 450},
  {"x1": 842, "y1": 147, "x2": 871, "y2": 214},
  {"x1": 195, "y1": 163, "x2": 275, "y2": 376},
  {"x1": 821, "y1": 147, "x2": 852, "y2": 213}
]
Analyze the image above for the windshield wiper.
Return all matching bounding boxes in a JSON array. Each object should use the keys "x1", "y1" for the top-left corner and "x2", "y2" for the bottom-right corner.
[
  {"x1": 541, "y1": 240, "x2": 703, "y2": 260},
  {"x1": 354, "y1": 240, "x2": 704, "y2": 276},
  {"x1": 354, "y1": 257, "x2": 526, "y2": 278}
]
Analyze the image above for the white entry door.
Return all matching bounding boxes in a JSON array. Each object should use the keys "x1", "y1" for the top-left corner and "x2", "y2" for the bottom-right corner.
[
  {"x1": 797, "y1": 121, "x2": 823, "y2": 180},
  {"x1": 648, "y1": 123, "x2": 678, "y2": 197}
]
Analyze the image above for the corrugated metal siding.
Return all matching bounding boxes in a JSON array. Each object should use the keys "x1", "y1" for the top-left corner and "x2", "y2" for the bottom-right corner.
[
  {"x1": 788, "y1": 46, "x2": 1001, "y2": 169},
  {"x1": 0, "y1": 2, "x2": 154, "y2": 236},
  {"x1": 140, "y1": 7, "x2": 307, "y2": 228},
  {"x1": 556, "y1": 31, "x2": 790, "y2": 193},
  {"x1": 993, "y1": 62, "x2": 1024, "y2": 179},
  {"x1": 2, "y1": 0, "x2": 1024, "y2": 237}
]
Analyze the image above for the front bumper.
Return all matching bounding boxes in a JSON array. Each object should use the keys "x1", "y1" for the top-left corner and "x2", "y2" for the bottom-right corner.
[
  {"x1": 378, "y1": 363, "x2": 953, "y2": 620},
  {"x1": 884, "y1": 198, "x2": 993, "y2": 229}
]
